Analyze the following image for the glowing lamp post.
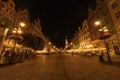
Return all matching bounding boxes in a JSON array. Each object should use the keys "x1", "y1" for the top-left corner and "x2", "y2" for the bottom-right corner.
[
  {"x1": 48, "y1": 42, "x2": 51, "y2": 45},
  {"x1": 95, "y1": 21, "x2": 101, "y2": 26},
  {"x1": 19, "y1": 22, "x2": 26, "y2": 28},
  {"x1": 95, "y1": 21, "x2": 112, "y2": 63},
  {"x1": 9, "y1": 28, "x2": 23, "y2": 52},
  {"x1": 70, "y1": 42, "x2": 73, "y2": 45},
  {"x1": 70, "y1": 42, "x2": 73, "y2": 49},
  {"x1": 9, "y1": 22, "x2": 26, "y2": 51}
]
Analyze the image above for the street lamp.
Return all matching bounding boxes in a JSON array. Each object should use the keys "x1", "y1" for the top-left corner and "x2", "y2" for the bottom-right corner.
[
  {"x1": 12, "y1": 28, "x2": 23, "y2": 34},
  {"x1": 95, "y1": 21, "x2": 101, "y2": 26},
  {"x1": 19, "y1": 22, "x2": 26, "y2": 28},
  {"x1": 70, "y1": 42, "x2": 73, "y2": 45},
  {"x1": 48, "y1": 42, "x2": 51, "y2": 45},
  {"x1": 9, "y1": 22, "x2": 26, "y2": 52},
  {"x1": 70, "y1": 42, "x2": 73, "y2": 49},
  {"x1": 95, "y1": 21, "x2": 112, "y2": 63},
  {"x1": 10, "y1": 28, "x2": 23, "y2": 52}
]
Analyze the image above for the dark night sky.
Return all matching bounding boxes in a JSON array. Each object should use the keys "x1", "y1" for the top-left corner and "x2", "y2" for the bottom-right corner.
[{"x1": 14, "y1": 0, "x2": 96, "y2": 48}]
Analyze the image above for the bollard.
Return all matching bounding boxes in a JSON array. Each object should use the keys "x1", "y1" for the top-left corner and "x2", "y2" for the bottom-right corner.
[{"x1": 99, "y1": 55, "x2": 104, "y2": 62}]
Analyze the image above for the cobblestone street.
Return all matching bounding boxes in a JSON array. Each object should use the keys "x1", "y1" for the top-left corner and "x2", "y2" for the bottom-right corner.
[{"x1": 0, "y1": 54, "x2": 120, "y2": 80}]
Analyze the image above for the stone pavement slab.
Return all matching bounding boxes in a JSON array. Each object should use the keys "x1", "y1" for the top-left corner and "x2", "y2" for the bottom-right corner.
[{"x1": 0, "y1": 54, "x2": 120, "y2": 80}]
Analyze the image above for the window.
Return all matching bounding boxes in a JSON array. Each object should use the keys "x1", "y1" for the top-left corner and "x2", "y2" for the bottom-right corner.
[
  {"x1": 112, "y1": 2, "x2": 117, "y2": 9},
  {"x1": 115, "y1": 11, "x2": 120, "y2": 19}
]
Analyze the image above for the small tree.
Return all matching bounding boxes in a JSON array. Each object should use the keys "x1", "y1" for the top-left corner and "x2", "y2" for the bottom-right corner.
[
  {"x1": 17, "y1": 33, "x2": 45, "y2": 50},
  {"x1": 0, "y1": 15, "x2": 12, "y2": 40},
  {"x1": 0, "y1": 15, "x2": 12, "y2": 28}
]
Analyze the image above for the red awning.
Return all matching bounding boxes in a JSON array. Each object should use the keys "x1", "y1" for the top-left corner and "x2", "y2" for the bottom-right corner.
[
  {"x1": 98, "y1": 33, "x2": 111, "y2": 40},
  {"x1": 9, "y1": 34, "x2": 23, "y2": 41}
]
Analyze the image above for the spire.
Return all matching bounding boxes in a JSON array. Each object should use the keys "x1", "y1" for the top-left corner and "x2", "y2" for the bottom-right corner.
[{"x1": 65, "y1": 36, "x2": 69, "y2": 49}]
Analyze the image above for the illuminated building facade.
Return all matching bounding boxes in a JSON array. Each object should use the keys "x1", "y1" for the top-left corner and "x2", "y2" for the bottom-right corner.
[
  {"x1": 0, "y1": 0, "x2": 48, "y2": 51},
  {"x1": 71, "y1": 0, "x2": 120, "y2": 55},
  {"x1": 65, "y1": 36, "x2": 69, "y2": 49},
  {"x1": 0, "y1": 0, "x2": 15, "y2": 52},
  {"x1": 105, "y1": 0, "x2": 120, "y2": 55},
  {"x1": 87, "y1": 7, "x2": 101, "y2": 48},
  {"x1": 96, "y1": 0, "x2": 117, "y2": 49},
  {"x1": 71, "y1": 20, "x2": 92, "y2": 49},
  {"x1": 80, "y1": 20, "x2": 92, "y2": 48}
]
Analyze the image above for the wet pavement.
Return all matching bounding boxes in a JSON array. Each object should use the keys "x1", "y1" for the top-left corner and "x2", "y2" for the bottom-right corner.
[{"x1": 0, "y1": 53, "x2": 120, "y2": 80}]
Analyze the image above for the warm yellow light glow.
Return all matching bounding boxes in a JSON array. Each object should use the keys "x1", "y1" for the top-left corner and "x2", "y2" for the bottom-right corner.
[
  {"x1": 103, "y1": 26, "x2": 107, "y2": 29},
  {"x1": 86, "y1": 44, "x2": 93, "y2": 49},
  {"x1": 12, "y1": 28, "x2": 22, "y2": 34},
  {"x1": 12, "y1": 30, "x2": 17, "y2": 33},
  {"x1": 4, "y1": 28, "x2": 9, "y2": 34},
  {"x1": 99, "y1": 29, "x2": 102, "y2": 31},
  {"x1": 18, "y1": 30, "x2": 22, "y2": 34},
  {"x1": 19, "y1": 22, "x2": 26, "y2": 27},
  {"x1": 53, "y1": 46, "x2": 56, "y2": 48},
  {"x1": 95, "y1": 21, "x2": 101, "y2": 26},
  {"x1": 5, "y1": 28, "x2": 9, "y2": 32},
  {"x1": 49, "y1": 42, "x2": 51, "y2": 45},
  {"x1": 104, "y1": 29, "x2": 108, "y2": 32},
  {"x1": 70, "y1": 42, "x2": 73, "y2": 45}
]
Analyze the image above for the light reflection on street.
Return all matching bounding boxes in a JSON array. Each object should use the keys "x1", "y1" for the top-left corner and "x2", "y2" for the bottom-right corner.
[{"x1": 40, "y1": 55, "x2": 47, "y2": 64}]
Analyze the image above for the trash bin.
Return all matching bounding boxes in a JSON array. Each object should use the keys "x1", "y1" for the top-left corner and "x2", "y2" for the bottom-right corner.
[{"x1": 99, "y1": 55, "x2": 104, "y2": 62}]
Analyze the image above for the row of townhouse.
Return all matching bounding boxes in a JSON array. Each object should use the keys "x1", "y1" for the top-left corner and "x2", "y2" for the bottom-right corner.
[
  {"x1": 71, "y1": 0, "x2": 120, "y2": 55},
  {"x1": 0, "y1": 0, "x2": 49, "y2": 53}
]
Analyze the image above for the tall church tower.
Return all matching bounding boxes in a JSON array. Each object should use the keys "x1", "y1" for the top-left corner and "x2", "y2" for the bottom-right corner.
[{"x1": 65, "y1": 36, "x2": 69, "y2": 49}]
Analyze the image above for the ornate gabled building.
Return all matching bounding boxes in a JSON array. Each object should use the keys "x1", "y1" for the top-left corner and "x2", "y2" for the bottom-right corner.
[
  {"x1": 71, "y1": 29, "x2": 79, "y2": 49},
  {"x1": 77, "y1": 27, "x2": 83, "y2": 48},
  {"x1": 0, "y1": 0, "x2": 15, "y2": 23},
  {"x1": 0, "y1": 0, "x2": 16, "y2": 52},
  {"x1": 96, "y1": 0, "x2": 116, "y2": 35},
  {"x1": 81, "y1": 20, "x2": 92, "y2": 48},
  {"x1": 95, "y1": 0, "x2": 120, "y2": 55},
  {"x1": 87, "y1": 7, "x2": 101, "y2": 48},
  {"x1": 105, "y1": 0, "x2": 120, "y2": 33},
  {"x1": 30, "y1": 19, "x2": 45, "y2": 45},
  {"x1": 71, "y1": 20, "x2": 92, "y2": 49},
  {"x1": 87, "y1": 7, "x2": 98, "y2": 41},
  {"x1": 28, "y1": 19, "x2": 52, "y2": 51},
  {"x1": 65, "y1": 36, "x2": 69, "y2": 49},
  {"x1": 105, "y1": 0, "x2": 120, "y2": 55},
  {"x1": 69, "y1": 0, "x2": 120, "y2": 55},
  {"x1": 30, "y1": 19, "x2": 42, "y2": 37},
  {"x1": 0, "y1": 0, "x2": 50, "y2": 51},
  {"x1": 15, "y1": 9, "x2": 52, "y2": 51},
  {"x1": 14, "y1": 9, "x2": 30, "y2": 29}
]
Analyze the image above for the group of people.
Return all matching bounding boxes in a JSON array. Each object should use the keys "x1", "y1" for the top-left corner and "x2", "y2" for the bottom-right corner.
[{"x1": 0, "y1": 47, "x2": 36, "y2": 64}]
